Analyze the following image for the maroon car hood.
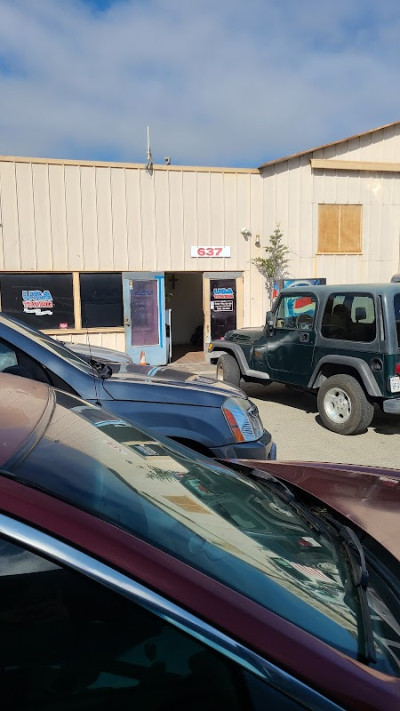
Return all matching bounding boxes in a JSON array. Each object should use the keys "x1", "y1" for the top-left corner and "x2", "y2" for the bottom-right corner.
[{"x1": 239, "y1": 460, "x2": 400, "y2": 562}]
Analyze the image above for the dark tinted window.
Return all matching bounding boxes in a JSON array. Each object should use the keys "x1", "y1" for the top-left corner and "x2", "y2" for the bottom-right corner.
[
  {"x1": 0, "y1": 536, "x2": 303, "y2": 710},
  {"x1": 0, "y1": 273, "x2": 74, "y2": 330},
  {"x1": 210, "y1": 278, "x2": 237, "y2": 340},
  {"x1": 80, "y1": 273, "x2": 123, "y2": 327},
  {"x1": 394, "y1": 294, "x2": 400, "y2": 348},
  {"x1": 321, "y1": 293, "x2": 376, "y2": 341},
  {"x1": 0, "y1": 317, "x2": 94, "y2": 376}
]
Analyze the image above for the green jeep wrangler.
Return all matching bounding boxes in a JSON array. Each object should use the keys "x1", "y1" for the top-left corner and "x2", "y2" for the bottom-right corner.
[{"x1": 208, "y1": 283, "x2": 400, "y2": 435}]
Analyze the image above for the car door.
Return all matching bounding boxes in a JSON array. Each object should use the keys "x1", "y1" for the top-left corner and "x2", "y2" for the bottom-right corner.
[
  {"x1": 0, "y1": 515, "x2": 339, "y2": 711},
  {"x1": 264, "y1": 292, "x2": 317, "y2": 385}
]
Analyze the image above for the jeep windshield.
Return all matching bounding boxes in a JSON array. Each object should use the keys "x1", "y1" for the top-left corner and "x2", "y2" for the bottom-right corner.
[{"x1": 4, "y1": 389, "x2": 400, "y2": 678}]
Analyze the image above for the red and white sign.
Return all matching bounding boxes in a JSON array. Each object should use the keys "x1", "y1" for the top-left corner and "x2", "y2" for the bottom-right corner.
[
  {"x1": 290, "y1": 562, "x2": 334, "y2": 583},
  {"x1": 191, "y1": 246, "x2": 230, "y2": 258}
]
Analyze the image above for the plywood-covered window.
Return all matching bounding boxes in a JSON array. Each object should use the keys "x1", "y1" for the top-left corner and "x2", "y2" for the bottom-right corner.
[{"x1": 318, "y1": 204, "x2": 362, "y2": 253}]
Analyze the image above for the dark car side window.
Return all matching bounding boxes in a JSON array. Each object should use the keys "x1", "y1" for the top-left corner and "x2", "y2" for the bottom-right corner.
[
  {"x1": 394, "y1": 294, "x2": 400, "y2": 348},
  {"x1": 0, "y1": 338, "x2": 77, "y2": 394},
  {"x1": 0, "y1": 536, "x2": 313, "y2": 710},
  {"x1": 321, "y1": 293, "x2": 376, "y2": 342},
  {"x1": 275, "y1": 295, "x2": 316, "y2": 330},
  {"x1": 0, "y1": 338, "x2": 51, "y2": 383}
]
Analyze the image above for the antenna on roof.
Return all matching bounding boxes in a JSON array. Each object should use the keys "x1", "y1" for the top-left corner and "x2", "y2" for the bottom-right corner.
[{"x1": 146, "y1": 126, "x2": 153, "y2": 173}]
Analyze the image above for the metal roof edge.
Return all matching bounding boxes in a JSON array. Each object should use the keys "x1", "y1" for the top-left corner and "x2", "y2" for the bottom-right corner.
[
  {"x1": 258, "y1": 121, "x2": 400, "y2": 171},
  {"x1": 0, "y1": 155, "x2": 258, "y2": 174}
]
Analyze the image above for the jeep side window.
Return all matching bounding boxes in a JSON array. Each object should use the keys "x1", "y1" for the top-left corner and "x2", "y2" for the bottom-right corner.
[
  {"x1": 275, "y1": 295, "x2": 316, "y2": 330},
  {"x1": 322, "y1": 293, "x2": 376, "y2": 342}
]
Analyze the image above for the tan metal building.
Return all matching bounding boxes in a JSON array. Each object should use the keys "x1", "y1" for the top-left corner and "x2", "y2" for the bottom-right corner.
[
  {"x1": 259, "y1": 120, "x2": 400, "y2": 286},
  {"x1": 0, "y1": 121, "x2": 399, "y2": 363}
]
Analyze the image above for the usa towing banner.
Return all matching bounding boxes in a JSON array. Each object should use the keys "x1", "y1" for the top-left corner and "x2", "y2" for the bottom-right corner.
[
  {"x1": 22, "y1": 289, "x2": 54, "y2": 316},
  {"x1": 0, "y1": 273, "x2": 75, "y2": 329}
]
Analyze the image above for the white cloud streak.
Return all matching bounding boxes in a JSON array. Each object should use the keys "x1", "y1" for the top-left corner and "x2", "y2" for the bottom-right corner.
[{"x1": 0, "y1": 0, "x2": 399, "y2": 166}]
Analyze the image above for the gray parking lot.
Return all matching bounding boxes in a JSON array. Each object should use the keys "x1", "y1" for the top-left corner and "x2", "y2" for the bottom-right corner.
[
  {"x1": 243, "y1": 381, "x2": 400, "y2": 469},
  {"x1": 176, "y1": 360, "x2": 400, "y2": 469}
]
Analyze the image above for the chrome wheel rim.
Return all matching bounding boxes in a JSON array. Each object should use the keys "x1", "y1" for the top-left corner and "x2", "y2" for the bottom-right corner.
[
  {"x1": 216, "y1": 362, "x2": 224, "y2": 381},
  {"x1": 324, "y1": 387, "x2": 351, "y2": 424}
]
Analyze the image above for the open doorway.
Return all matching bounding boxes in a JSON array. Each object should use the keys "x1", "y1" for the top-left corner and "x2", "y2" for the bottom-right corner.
[{"x1": 165, "y1": 272, "x2": 204, "y2": 363}]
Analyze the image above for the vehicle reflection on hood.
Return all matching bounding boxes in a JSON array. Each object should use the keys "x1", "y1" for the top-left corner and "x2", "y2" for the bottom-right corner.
[{"x1": 5, "y1": 389, "x2": 400, "y2": 679}]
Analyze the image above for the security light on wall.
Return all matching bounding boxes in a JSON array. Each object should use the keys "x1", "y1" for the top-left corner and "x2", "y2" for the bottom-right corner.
[{"x1": 240, "y1": 227, "x2": 251, "y2": 237}]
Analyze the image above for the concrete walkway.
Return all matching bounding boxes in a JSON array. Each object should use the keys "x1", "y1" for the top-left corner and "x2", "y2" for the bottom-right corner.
[
  {"x1": 168, "y1": 348, "x2": 216, "y2": 376},
  {"x1": 166, "y1": 360, "x2": 216, "y2": 376}
]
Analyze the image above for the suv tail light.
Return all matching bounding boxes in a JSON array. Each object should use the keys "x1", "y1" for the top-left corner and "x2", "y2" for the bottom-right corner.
[{"x1": 395, "y1": 364, "x2": 400, "y2": 375}]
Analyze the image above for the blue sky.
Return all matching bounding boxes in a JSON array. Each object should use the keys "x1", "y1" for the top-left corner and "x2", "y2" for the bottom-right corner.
[{"x1": 0, "y1": 0, "x2": 399, "y2": 167}]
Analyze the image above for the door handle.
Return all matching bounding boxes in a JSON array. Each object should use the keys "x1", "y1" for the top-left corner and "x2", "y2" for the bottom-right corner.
[{"x1": 299, "y1": 332, "x2": 309, "y2": 342}]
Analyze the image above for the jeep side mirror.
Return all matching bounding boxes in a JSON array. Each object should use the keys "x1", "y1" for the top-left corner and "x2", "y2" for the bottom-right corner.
[{"x1": 266, "y1": 311, "x2": 274, "y2": 333}]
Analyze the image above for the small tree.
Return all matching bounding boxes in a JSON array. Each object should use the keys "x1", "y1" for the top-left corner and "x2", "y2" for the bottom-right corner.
[{"x1": 252, "y1": 224, "x2": 290, "y2": 308}]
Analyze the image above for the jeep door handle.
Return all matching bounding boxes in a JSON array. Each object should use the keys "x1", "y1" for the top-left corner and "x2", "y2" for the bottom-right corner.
[{"x1": 299, "y1": 332, "x2": 309, "y2": 343}]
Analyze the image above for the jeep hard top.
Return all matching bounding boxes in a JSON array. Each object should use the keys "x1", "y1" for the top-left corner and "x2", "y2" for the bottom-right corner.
[{"x1": 209, "y1": 283, "x2": 400, "y2": 435}]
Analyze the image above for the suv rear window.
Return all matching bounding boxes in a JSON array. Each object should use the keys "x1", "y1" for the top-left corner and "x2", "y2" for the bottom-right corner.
[
  {"x1": 395, "y1": 294, "x2": 400, "y2": 348},
  {"x1": 322, "y1": 293, "x2": 376, "y2": 342}
]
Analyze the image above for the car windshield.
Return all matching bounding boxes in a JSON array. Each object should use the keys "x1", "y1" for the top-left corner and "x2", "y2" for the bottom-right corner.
[
  {"x1": 5, "y1": 389, "x2": 400, "y2": 677},
  {"x1": 0, "y1": 315, "x2": 95, "y2": 376}
]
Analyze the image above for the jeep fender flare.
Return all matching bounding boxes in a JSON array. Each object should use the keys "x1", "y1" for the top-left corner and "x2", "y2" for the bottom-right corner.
[
  {"x1": 309, "y1": 355, "x2": 382, "y2": 397},
  {"x1": 210, "y1": 343, "x2": 271, "y2": 381}
]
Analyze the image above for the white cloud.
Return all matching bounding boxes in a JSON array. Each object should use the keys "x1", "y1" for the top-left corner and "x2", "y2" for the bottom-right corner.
[{"x1": 0, "y1": 0, "x2": 399, "y2": 166}]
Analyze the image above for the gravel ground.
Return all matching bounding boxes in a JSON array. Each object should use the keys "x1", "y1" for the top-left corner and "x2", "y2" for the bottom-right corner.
[
  {"x1": 168, "y1": 360, "x2": 400, "y2": 470},
  {"x1": 243, "y1": 381, "x2": 400, "y2": 470}
]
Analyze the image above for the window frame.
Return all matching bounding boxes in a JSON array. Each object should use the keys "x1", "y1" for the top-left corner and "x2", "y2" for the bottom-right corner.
[
  {"x1": 321, "y1": 292, "x2": 377, "y2": 342},
  {"x1": 317, "y1": 204, "x2": 362, "y2": 255},
  {"x1": 275, "y1": 294, "x2": 317, "y2": 330}
]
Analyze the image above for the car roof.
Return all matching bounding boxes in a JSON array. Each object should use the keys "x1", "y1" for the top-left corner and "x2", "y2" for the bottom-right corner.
[
  {"x1": 280, "y1": 283, "x2": 400, "y2": 297},
  {"x1": 0, "y1": 373, "x2": 52, "y2": 466}
]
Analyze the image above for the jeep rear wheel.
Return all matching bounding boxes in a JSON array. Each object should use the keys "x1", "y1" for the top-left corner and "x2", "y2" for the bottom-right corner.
[
  {"x1": 317, "y1": 374, "x2": 374, "y2": 435},
  {"x1": 216, "y1": 354, "x2": 241, "y2": 387}
]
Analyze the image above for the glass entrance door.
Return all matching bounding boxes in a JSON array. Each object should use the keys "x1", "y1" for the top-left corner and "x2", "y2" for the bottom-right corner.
[
  {"x1": 122, "y1": 272, "x2": 168, "y2": 365},
  {"x1": 210, "y1": 278, "x2": 237, "y2": 340}
]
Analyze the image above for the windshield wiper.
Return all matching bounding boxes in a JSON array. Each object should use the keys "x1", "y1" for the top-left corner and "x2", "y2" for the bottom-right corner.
[
  {"x1": 246, "y1": 469, "x2": 376, "y2": 664},
  {"x1": 317, "y1": 511, "x2": 376, "y2": 665},
  {"x1": 246, "y1": 468, "x2": 295, "y2": 503},
  {"x1": 246, "y1": 468, "x2": 327, "y2": 536}
]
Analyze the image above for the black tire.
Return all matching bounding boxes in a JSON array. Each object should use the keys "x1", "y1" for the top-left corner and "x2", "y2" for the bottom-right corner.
[
  {"x1": 216, "y1": 354, "x2": 241, "y2": 387},
  {"x1": 317, "y1": 374, "x2": 374, "y2": 435}
]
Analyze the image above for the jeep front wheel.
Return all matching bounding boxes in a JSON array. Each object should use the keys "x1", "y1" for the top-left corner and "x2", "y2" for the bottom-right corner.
[
  {"x1": 216, "y1": 354, "x2": 241, "y2": 387},
  {"x1": 317, "y1": 374, "x2": 374, "y2": 435}
]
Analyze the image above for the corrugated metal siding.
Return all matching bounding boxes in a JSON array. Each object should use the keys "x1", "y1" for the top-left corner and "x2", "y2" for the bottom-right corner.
[
  {"x1": 0, "y1": 158, "x2": 265, "y2": 326},
  {"x1": 2, "y1": 126, "x2": 400, "y2": 334},
  {"x1": 0, "y1": 160, "x2": 258, "y2": 270},
  {"x1": 260, "y1": 130, "x2": 400, "y2": 286},
  {"x1": 334, "y1": 123, "x2": 400, "y2": 162},
  {"x1": 55, "y1": 330, "x2": 126, "y2": 352}
]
